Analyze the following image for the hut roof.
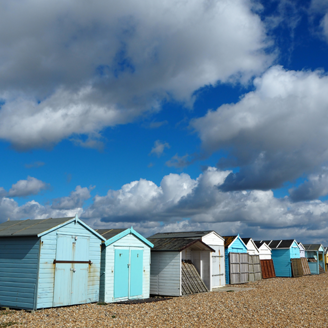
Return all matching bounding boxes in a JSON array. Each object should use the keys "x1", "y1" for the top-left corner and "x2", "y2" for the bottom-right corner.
[
  {"x1": 222, "y1": 236, "x2": 239, "y2": 248},
  {"x1": 259, "y1": 239, "x2": 296, "y2": 249},
  {"x1": 148, "y1": 237, "x2": 215, "y2": 252},
  {"x1": 0, "y1": 216, "x2": 106, "y2": 240},
  {"x1": 303, "y1": 244, "x2": 323, "y2": 251},
  {"x1": 95, "y1": 229, "x2": 125, "y2": 240},
  {"x1": 149, "y1": 230, "x2": 224, "y2": 241},
  {"x1": 241, "y1": 238, "x2": 251, "y2": 245},
  {"x1": 0, "y1": 217, "x2": 74, "y2": 237}
]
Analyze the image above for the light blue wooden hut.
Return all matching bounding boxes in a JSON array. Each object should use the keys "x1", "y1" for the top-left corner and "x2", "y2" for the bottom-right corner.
[
  {"x1": 0, "y1": 215, "x2": 105, "y2": 310},
  {"x1": 96, "y1": 227, "x2": 153, "y2": 303},
  {"x1": 262, "y1": 240, "x2": 300, "y2": 277},
  {"x1": 223, "y1": 235, "x2": 248, "y2": 285},
  {"x1": 303, "y1": 244, "x2": 325, "y2": 275}
]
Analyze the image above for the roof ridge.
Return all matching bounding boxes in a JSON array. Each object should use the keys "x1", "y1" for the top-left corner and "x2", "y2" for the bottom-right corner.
[{"x1": 11, "y1": 217, "x2": 52, "y2": 236}]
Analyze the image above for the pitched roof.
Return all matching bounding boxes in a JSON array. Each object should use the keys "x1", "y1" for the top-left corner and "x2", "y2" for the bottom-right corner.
[
  {"x1": 149, "y1": 231, "x2": 217, "y2": 239},
  {"x1": 254, "y1": 241, "x2": 264, "y2": 248},
  {"x1": 241, "y1": 238, "x2": 251, "y2": 245},
  {"x1": 148, "y1": 237, "x2": 215, "y2": 252},
  {"x1": 222, "y1": 236, "x2": 239, "y2": 248},
  {"x1": 0, "y1": 217, "x2": 74, "y2": 237},
  {"x1": 95, "y1": 229, "x2": 125, "y2": 240},
  {"x1": 259, "y1": 240, "x2": 296, "y2": 249},
  {"x1": 303, "y1": 244, "x2": 324, "y2": 251},
  {"x1": 0, "y1": 216, "x2": 106, "y2": 240}
]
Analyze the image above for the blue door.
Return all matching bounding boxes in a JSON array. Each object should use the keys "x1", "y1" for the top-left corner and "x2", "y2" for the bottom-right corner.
[
  {"x1": 53, "y1": 234, "x2": 90, "y2": 307},
  {"x1": 130, "y1": 250, "x2": 143, "y2": 297},
  {"x1": 114, "y1": 249, "x2": 129, "y2": 299},
  {"x1": 113, "y1": 248, "x2": 144, "y2": 300}
]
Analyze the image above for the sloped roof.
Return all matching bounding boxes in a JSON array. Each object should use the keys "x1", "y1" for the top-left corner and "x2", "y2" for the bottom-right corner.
[
  {"x1": 303, "y1": 244, "x2": 324, "y2": 251},
  {"x1": 96, "y1": 227, "x2": 153, "y2": 248},
  {"x1": 259, "y1": 240, "x2": 296, "y2": 249},
  {"x1": 0, "y1": 217, "x2": 74, "y2": 237},
  {"x1": 241, "y1": 238, "x2": 251, "y2": 245},
  {"x1": 95, "y1": 229, "x2": 125, "y2": 240},
  {"x1": 150, "y1": 231, "x2": 221, "y2": 240},
  {"x1": 0, "y1": 216, "x2": 106, "y2": 240},
  {"x1": 254, "y1": 241, "x2": 264, "y2": 248},
  {"x1": 148, "y1": 238, "x2": 215, "y2": 252},
  {"x1": 222, "y1": 236, "x2": 239, "y2": 248}
]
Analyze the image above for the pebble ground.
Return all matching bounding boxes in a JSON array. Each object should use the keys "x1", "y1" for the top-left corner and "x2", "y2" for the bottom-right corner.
[{"x1": 1, "y1": 273, "x2": 328, "y2": 327}]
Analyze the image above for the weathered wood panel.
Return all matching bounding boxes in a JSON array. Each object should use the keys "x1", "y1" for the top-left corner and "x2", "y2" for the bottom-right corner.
[
  {"x1": 181, "y1": 260, "x2": 208, "y2": 295},
  {"x1": 301, "y1": 258, "x2": 311, "y2": 276},
  {"x1": 260, "y1": 259, "x2": 276, "y2": 279},
  {"x1": 291, "y1": 258, "x2": 303, "y2": 278}
]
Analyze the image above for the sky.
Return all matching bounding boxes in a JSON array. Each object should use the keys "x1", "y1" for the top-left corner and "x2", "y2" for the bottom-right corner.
[{"x1": 1, "y1": 0, "x2": 328, "y2": 243}]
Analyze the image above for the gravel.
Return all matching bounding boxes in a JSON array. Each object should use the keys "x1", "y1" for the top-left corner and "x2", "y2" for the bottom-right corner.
[{"x1": 1, "y1": 273, "x2": 328, "y2": 327}]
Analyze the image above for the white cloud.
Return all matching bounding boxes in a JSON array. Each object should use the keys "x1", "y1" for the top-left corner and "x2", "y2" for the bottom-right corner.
[
  {"x1": 7, "y1": 176, "x2": 49, "y2": 197},
  {"x1": 192, "y1": 66, "x2": 328, "y2": 191},
  {"x1": 80, "y1": 167, "x2": 328, "y2": 243},
  {"x1": 51, "y1": 185, "x2": 94, "y2": 210},
  {"x1": 0, "y1": 0, "x2": 272, "y2": 149},
  {"x1": 1, "y1": 171, "x2": 328, "y2": 243},
  {"x1": 150, "y1": 140, "x2": 170, "y2": 157}
]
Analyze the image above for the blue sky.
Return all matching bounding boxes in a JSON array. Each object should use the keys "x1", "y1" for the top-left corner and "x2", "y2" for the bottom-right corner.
[{"x1": 1, "y1": 0, "x2": 328, "y2": 243}]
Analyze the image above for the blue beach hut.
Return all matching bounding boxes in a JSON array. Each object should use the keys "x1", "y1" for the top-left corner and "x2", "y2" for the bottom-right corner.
[
  {"x1": 223, "y1": 235, "x2": 248, "y2": 285},
  {"x1": 261, "y1": 240, "x2": 300, "y2": 277},
  {"x1": 0, "y1": 215, "x2": 105, "y2": 310},
  {"x1": 96, "y1": 227, "x2": 153, "y2": 303},
  {"x1": 303, "y1": 244, "x2": 325, "y2": 275}
]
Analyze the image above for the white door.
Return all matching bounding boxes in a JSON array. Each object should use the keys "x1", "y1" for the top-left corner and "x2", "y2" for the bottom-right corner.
[{"x1": 211, "y1": 245, "x2": 225, "y2": 287}]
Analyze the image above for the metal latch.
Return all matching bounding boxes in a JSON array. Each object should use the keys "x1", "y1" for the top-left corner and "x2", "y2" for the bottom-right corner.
[{"x1": 70, "y1": 268, "x2": 76, "y2": 272}]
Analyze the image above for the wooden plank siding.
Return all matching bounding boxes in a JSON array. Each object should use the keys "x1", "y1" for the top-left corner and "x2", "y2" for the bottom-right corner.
[
  {"x1": 150, "y1": 252, "x2": 181, "y2": 296},
  {"x1": 101, "y1": 233, "x2": 151, "y2": 303},
  {"x1": 0, "y1": 237, "x2": 40, "y2": 310},
  {"x1": 291, "y1": 259, "x2": 303, "y2": 277},
  {"x1": 37, "y1": 221, "x2": 102, "y2": 309}
]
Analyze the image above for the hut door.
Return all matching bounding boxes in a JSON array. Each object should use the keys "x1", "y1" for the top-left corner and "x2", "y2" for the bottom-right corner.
[
  {"x1": 53, "y1": 234, "x2": 90, "y2": 307},
  {"x1": 211, "y1": 246, "x2": 225, "y2": 288},
  {"x1": 130, "y1": 249, "x2": 143, "y2": 297},
  {"x1": 114, "y1": 248, "x2": 144, "y2": 300},
  {"x1": 114, "y1": 249, "x2": 129, "y2": 299}
]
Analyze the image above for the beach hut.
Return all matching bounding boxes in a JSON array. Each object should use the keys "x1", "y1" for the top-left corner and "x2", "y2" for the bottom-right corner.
[
  {"x1": 298, "y1": 243, "x2": 306, "y2": 258},
  {"x1": 95, "y1": 228, "x2": 153, "y2": 303},
  {"x1": 254, "y1": 241, "x2": 272, "y2": 260},
  {"x1": 223, "y1": 235, "x2": 248, "y2": 285},
  {"x1": 0, "y1": 215, "x2": 105, "y2": 310},
  {"x1": 148, "y1": 237, "x2": 214, "y2": 296},
  {"x1": 149, "y1": 230, "x2": 225, "y2": 289},
  {"x1": 241, "y1": 238, "x2": 262, "y2": 282},
  {"x1": 261, "y1": 240, "x2": 301, "y2": 277},
  {"x1": 303, "y1": 244, "x2": 325, "y2": 275},
  {"x1": 254, "y1": 241, "x2": 275, "y2": 279}
]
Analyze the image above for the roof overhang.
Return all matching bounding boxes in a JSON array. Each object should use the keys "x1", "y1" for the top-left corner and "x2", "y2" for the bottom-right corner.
[
  {"x1": 38, "y1": 215, "x2": 106, "y2": 241},
  {"x1": 104, "y1": 227, "x2": 154, "y2": 248}
]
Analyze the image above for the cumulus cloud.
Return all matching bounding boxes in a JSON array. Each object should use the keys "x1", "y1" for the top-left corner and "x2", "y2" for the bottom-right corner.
[
  {"x1": 150, "y1": 140, "x2": 170, "y2": 157},
  {"x1": 0, "y1": 0, "x2": 272, "y2": 150},
  {"x1": 1, "y1": 171, "x2": 328, "y2": 243},
  {"x1": 51, "y1": 186, "x2": 94, "y2": 210},
  {"x1": 81, "y1": 167, "x2": 328, "y2": 244},
  {"x1": 7, "y1": 176, "x2": 49, "y2": 197},
  {"x1": 192, "y1": 66, "x2": 328, "y2": 191},
  {"x1": 289, "y1": 169, "x2": 328, "y2": 202},
  {"x1": 0, "y1": 197, "x2": 82, "y2": 224}
]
